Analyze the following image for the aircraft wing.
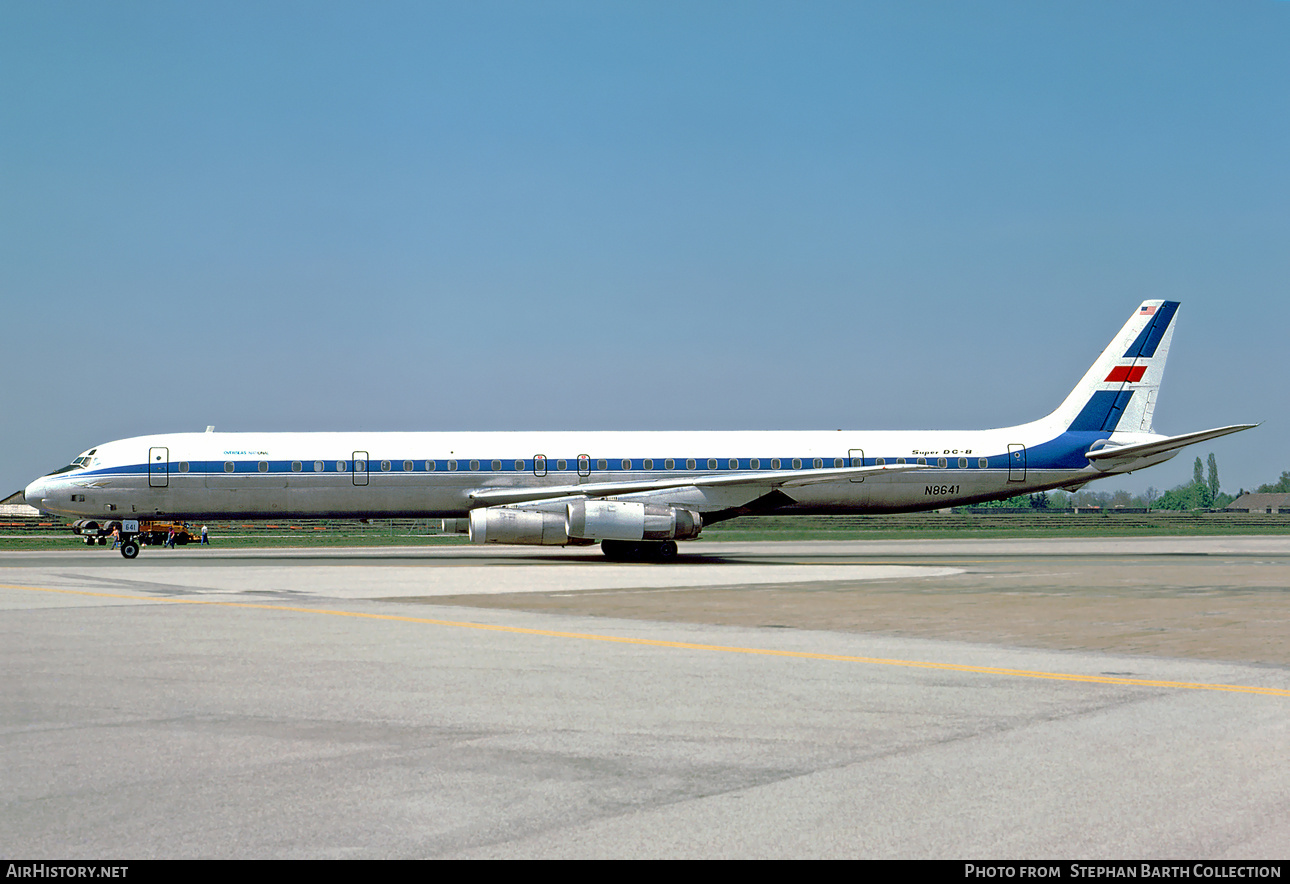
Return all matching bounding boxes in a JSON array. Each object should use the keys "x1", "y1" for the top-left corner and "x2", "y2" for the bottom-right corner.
[
  {"x1": 1085, "y1": 424, "x2": 1258, "y2": 468},
  {"x1": 467, "y1": 463, "x2": 931, "y2": 507}
]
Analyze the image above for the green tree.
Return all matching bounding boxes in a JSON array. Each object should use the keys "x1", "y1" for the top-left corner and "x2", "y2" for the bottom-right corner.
[
  {"x1": 1194, "y1": 457, "x2": 1204, "y2": 488},
  {"x1": 1207, "y1": 453, "x2": 1220, "y2": 501},
  {"x1": 1255, "y1": 471, "x2": 1290, "y2": 494}
]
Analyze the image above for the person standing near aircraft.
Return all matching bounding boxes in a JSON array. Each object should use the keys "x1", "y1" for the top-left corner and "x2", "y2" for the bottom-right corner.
[{"x1": 201, "y1": 525, "x2": 209, "y2": 545}]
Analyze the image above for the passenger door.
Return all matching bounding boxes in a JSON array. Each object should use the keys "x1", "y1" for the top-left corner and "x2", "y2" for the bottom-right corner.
[{"x1": 148, "y1": 447, "x2": 169, "y2": 488}]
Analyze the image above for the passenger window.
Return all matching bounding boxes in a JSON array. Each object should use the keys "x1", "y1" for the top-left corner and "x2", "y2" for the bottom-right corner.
[
  {"x1": 314, "y1": 461, "x2": 324, "y2": 472},
  {"x1": 404, "y1": 461, "x2": 413, "y2": 471},
  {"x1": 686, "y1": 459, "x2": 696, "y2": 470},
  {"x1": 469, "y1": 460, "x2": 479, "y2": 471},
  {"x1": 291, "y1": 462, "x2": 301, "y2": 472},
  {"x1": 597, "y1": 459, "x2": 607, "y2": 471},
  {"x1": 514, "y1": 460, "x2": 524, "y2": 471},
  {"x1": 916, "y1": 458, "x2": 926, "y2": 466},
  {"x1": 750, "y1": 458, "x2": 760, "y2": 469},
  {"x1": 834, "y1": 458, "x2": 843, "y2": 468},
  {"x1": 621, "y1": 459, "x2": 631, "y2": 470},
  {"x1": 665, "y1": 459, "x2": 675, "y2": 470},
  {"x1": 897, "y1": 457, "x2": 907, "y2": 465},
  {"x1": 729, "y1": 459, "x2": 738, "y2": 470},
  {"x1": 491, "y1": 460, "x2": 501, "y2": 471},
  {"x1": 958, "y1": 457, "x2": 968, "y2": 468},
  {"x1": 813, "y1": 458, "x2": 823, "y2": 468},
  {"x1": 707, "y1": 458, "x2": 717, "y2": 469},
  {"x1": 771, "y1": 459, "x2": 781, "y2": 469},
  {"x1": 381, "y1": 461, "x2": 391, "y2": 471},
  {"x1": 224, "y1": 462, "x2": 235, "y2": 473},
  {"x1": 643, "y1": 459, "x2": 653, "y2": 470},
  {"x1": 876, "y1": 457, "x2": 885, "y2": 466},
  {"x1": 338, "y1": 461, "x2": 348, "y2": 472},
  {"x1": 792, "y1": 458, "x2": 802, "y2": 469},
  {"x1": 851, "y1": 458, "x2": 862, "y2": 467},
  {"x1": 426, "y1": 460, "x2": 435, "y2": 471},
  {"x1": 938, "y1": 457, "x2": 947, "y2": 468},
  {"x1": 178, "y1": 462, "x2": 189, "y2": 473},
  {"x1": 979, "y1": 458, "x2": 988, "y2": 468},
  {"x1": 557, "y1": 460, "x2": 567, "y2": 471},
  {"x1": 447, "y1": 460, "x2": 457, "y2": 471}
]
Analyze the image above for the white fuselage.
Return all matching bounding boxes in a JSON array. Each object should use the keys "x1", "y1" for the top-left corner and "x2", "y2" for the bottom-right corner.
[{"x1": 24, "y1": 421, "x2": 1149, "y2": 523}]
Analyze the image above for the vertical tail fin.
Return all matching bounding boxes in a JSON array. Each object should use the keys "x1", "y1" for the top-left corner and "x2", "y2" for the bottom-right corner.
[{"x1": 1046, "y1": 301, "x2": 1179, "y2": 434}]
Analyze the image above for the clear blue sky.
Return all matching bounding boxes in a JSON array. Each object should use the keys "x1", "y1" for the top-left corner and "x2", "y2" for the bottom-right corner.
[{"x1": 3, "y1": 1, "x2": 1286, "y2": 499}]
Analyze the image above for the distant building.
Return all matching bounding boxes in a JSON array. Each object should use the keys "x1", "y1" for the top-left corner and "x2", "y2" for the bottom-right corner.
[
  {"x1": 1224, "y1": 493, "x2": 1290, "y2": 514},
  {"x1": 0, "y1": 490, "x2": 42, "y2": 517}
]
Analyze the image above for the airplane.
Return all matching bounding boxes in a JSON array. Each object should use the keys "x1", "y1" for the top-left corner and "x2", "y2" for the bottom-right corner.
[{"x1": 23, "y1": 300, "x2": 1255, "y2": 561}]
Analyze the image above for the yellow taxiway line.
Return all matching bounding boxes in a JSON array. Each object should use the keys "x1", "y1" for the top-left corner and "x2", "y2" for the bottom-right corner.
[{"x1": 4, "y1": 582, "x2": 1287, "y2": 698}]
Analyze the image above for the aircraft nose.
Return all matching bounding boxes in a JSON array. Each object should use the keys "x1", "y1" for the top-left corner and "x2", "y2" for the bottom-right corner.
[{"x1": 24, "y1": 478, "x2": 47, "y2": 509}]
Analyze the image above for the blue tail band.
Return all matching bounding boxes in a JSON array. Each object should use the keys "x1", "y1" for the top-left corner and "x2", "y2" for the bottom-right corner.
[
  {"x1": 1123, "y1": 301, "x2": 1179, "y2": 359},
  {"x1": 1069, "y1": 390, "x2": 1135, "y2": 432}
]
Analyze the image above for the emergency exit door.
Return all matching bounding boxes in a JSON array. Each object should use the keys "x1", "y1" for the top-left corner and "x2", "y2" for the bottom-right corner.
[
  {"x1": 1008, "y1": 444, "x2": 1027, "y2": 482},
  {"x1": 848, "y1": 449, "x2": 864, "y2": 482}
]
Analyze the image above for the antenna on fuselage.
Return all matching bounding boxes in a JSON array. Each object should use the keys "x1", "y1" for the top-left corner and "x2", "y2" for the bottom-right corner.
[{"x1": 205, "y1": 426, "x2": 214, "y2": 433}]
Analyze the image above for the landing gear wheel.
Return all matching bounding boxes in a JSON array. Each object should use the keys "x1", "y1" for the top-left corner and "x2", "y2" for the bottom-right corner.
[
  {"x1": 120, "y1": 540, "x2": 139, "y2": 559},
  {"x1": 601, "y1": 539, "x2": 680, "y2": 562},
  {"x1": 601, "y1": 539, "x2": 636, "y2": 561}
]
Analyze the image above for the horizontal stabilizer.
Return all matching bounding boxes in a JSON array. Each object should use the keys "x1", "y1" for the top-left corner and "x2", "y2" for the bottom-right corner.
[
  {"x1": 1085, "y1": 424, "x2": 1258, "y2": 466},
  {"x1": 468, "y1": 462, "x2": 930, "y2": 507}
]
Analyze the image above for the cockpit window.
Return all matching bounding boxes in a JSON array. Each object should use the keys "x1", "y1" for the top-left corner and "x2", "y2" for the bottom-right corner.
[{"x1": 46, "y1": 456, "x2": 90, "y2": 476}]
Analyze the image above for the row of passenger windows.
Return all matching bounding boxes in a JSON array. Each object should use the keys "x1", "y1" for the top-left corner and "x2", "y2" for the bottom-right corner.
[{"x1": 176, "y1": 456, "x2": 995, "y2": 473}]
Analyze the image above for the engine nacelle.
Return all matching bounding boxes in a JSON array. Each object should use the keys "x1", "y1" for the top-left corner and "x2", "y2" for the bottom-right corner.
[
  {"x1": 468, "y1": 507, "x2": 570, "y2": 545},
  {"x1": 566, "y1": 500, "x2": 702, "y2": 541},
  {"x1": 440, "y1": 518, "x2": 470, "y2": 535}
]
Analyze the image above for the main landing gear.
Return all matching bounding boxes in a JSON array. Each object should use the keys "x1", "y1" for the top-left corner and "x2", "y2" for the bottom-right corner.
[
  {"x1": 119, "y1": 539, "x2": 140, "y2": 559},
  {"x1": 600, "y1": 539, "x2": 679, "y2": 562}
]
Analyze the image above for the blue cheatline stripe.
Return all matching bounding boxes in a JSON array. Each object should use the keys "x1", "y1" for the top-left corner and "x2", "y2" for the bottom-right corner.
[
  {"x1": 1068, "y1": 390, "x2": 1135, "y2": 432},
  {"x1": 1025, "y1": 431, "x2": 1111, "y2": 469},
  {"x1": 78, "y1": 452, "x2": 1031, "y2": 478},
  {"x1": 1123, "y1": 301, "x2": 1179, "y2": 359}
]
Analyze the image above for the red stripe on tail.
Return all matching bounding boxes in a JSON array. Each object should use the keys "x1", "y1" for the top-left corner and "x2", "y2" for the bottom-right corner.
[{"x1": 1105, "y1": 366, "x2": 1147, "y2": 383}]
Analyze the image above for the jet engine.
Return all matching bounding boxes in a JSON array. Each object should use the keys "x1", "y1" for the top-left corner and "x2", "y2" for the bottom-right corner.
[
  {"x1": 468, "y1": 507, "x2": 569, "y2": 545},
  {"x1": 565, "y1": 500, "x2": 701, "y2": 541},
  {"x1": 466, "y1": 500, "x2": 702, "y2": 546}
]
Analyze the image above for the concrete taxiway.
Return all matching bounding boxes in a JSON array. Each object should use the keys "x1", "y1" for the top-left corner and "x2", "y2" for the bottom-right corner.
[{"x1": 2, "y1": 537, "x2": 1288, "y2": 857}]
